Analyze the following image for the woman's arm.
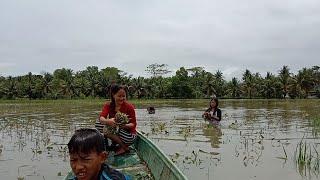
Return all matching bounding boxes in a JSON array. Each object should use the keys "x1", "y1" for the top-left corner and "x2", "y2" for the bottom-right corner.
[
  {"x1": 211, "y1": 115, "x2": 220, "y2": 121},
  {"x1": 99, "y1": 116, "x2": 116, "y2": 127},
  {"x1": 99, "y1": 103, "x2": 116, "y2": 127},
  {"x1": 120, "y1": 123, "x2": 134, "y2": 129}
]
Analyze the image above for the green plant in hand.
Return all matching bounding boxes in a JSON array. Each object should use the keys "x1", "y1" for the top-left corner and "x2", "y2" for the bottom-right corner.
[{"x1": 103, "y1": 112, "x2": 129, "y2": 135}]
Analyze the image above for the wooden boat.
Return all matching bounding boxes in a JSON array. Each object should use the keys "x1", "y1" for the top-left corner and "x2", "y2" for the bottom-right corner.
[{"x1": 64, "y1": 131, "x2": 188, "y2": 180}]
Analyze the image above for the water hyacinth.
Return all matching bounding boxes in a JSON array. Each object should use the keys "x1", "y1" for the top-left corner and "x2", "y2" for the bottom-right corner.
[{"x1": 103, "y1": 112, "x2": 129, "y2": 135}]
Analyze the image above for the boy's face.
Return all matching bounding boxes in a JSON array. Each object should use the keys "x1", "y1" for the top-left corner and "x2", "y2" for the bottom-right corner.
[{"x1": 69, "y1": 150, "x2": 107, "y2": 180}]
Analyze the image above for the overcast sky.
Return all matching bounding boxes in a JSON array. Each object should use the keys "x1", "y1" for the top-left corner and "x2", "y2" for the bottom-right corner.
[{"x1": 0, "y1": 0, "x2": 319, "y2": 80}]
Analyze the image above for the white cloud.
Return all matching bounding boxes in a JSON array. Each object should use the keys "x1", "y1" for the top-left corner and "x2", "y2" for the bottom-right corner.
[{"x1": 0, "y1": 0, "x2": 319, "y2": 78}]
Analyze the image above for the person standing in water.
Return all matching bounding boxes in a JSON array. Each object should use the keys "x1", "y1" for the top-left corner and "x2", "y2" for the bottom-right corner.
[{"x1": 202, "y1": 97, "x2": 221, "y2": 122}]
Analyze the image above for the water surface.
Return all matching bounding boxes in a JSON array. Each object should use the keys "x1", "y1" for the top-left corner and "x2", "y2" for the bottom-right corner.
[{"x1": 0, "y1": 99, "x2": 319, "y2": 180}]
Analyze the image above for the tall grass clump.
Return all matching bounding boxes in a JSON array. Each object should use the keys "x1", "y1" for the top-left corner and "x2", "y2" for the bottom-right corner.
[
  {"x1": 294, "y1": 140, "x2": 320, "y2": 177},
  {"x1": 311, "y1": 116, "x2": 320, "y2": 137}
]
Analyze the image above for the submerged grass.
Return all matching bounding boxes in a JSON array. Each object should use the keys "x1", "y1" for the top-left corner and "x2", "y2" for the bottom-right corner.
[
  {"x1": 311, "y1": 116, "x2": 320, "y2": 137},
  {"x1": 294, "y1": 140, "x2": 320, "y2": 177}
]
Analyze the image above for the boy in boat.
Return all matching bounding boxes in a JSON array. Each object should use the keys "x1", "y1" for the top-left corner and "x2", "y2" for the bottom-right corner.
[{"x1": 66, "y1": 128, "x2": 131, "y2": 180}]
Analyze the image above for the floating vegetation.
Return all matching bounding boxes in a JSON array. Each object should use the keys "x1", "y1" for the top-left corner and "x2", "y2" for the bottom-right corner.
[
  {"x1": 199, "y1": 149, "x2": 220, "y2": 156},
  {"x1": 170, "y1": 149, "x2": 220, "y2": 169},
  {"x1": 235, "y1": 130, "x2": 265, "y2": 167},
  {"x1": 182, "y1": 150, "x2": 202, "y2": 166},
  {"x1": 294, "y1": 140, "x2": 320, "y2": 177},
  {"x1": 179, "y1": 126, "x2": 194, "y2": 139},
  {"x1": 170, "y1": 152, "x2": 181, "y2": 163},
  {"x1": 150, "y1": 122, "x2": 167, "y2": 134},
  {"x1": 228, "y1": 120, "x2": 241, "y2": 130},
  {"x1": 103, "y1": 112, "x2": 129, "y2": 135},
  {"x1": 57, "y1": 145, "x2": 68, "y2": 161}
]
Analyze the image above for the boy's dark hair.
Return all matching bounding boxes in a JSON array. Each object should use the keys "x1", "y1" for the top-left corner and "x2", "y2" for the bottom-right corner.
[{"x1": 68, "y1": 128, "x2": 105, "y2": 155}]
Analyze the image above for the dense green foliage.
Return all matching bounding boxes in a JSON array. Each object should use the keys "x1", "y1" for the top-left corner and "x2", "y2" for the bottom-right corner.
[{"x1": 0, "y1": 64, "x2": 319, "y2": 99}]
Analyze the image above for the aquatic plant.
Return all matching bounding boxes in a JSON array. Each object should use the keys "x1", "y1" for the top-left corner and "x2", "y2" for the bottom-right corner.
[
  {"x1": 183, "y1": 150, "x2": 202, "y2": 166},
  {"x1": 179, "y1": 126, "x2": 194, "y2": 139},
  {"x1": 103, "y1": 112, "x2": 129, "y2": 135},
  {"x1": 276, "y1": 145, "x2": 288, "y2": 160},
  {"x1": 150, "y1": 122, "x2": 167, "y2": 134},
  {"x1": 311, "y1": 116, "x2": 320, "y2": 137},
  {"x1": 169, "y1": 152, "x2": 181, "y2": 163},
  {"x1": 294, "y1": 140, "x2": 320, "y2": 177}
]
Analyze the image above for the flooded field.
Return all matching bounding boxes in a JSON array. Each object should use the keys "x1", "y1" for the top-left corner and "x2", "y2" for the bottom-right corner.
[{"x1": 0, "y1": 99, "x2": 319, "y2": 180}]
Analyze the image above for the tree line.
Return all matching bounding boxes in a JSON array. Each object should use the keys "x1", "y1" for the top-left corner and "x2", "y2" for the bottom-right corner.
[{"x1": 0, "y1": 64, "x2": 319, "y2": 100}]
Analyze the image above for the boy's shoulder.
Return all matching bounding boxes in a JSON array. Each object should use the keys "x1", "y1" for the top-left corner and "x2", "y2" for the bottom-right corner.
[
  {"x1": 64, "y1": 163, "x2": 131, "y2": 180},
  {"x1": 102, "y1": 163, "x2": 132, "y2": 180}
]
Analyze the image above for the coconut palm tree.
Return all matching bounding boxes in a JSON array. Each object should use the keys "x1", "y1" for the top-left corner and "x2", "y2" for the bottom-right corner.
[
  {"x1": 52, "y1": 68, "x2": 75, "y2": 98},
  {"x1": 131, "y1": 77, "x2": 146, "y2": 98},
  {"x1": 227, "y1": 77, "x2": 241, "y2": 98},
  {"x1": 297, "y1": 68, "x2": 315, "y2": 98},
  {"x1": 42, "y1": 72, "x2": 53, "y2": 97},
  {"x1": 279, "y1": 65, "x2": 291, "y2": 98},
  {"x1": 261, "y1": 72, "x2": 275, "y2": 98},
  {"x1": 83, "y1": 66, "x2": 100, "y2": 97},
  {"x1": 213, "y1": 70, "x2": 225, "y2": 97},
  {"x1": 5, "y1": 76, "x2": 17, "y2": 99},
  {"x1": 242, "y1": 69, "x2": 255, "y2": 98},
  {"x1": 203, "y1": 72, "x2": 216, "y2": 97}
]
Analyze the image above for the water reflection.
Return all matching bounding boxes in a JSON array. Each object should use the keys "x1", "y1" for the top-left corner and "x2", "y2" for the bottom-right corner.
[
  {"x1": 0, "y1": 99, "x2": 319, "y2": 180},
  {"x1": 202, "y1": 124, "x2": 222, "y2": 148}
]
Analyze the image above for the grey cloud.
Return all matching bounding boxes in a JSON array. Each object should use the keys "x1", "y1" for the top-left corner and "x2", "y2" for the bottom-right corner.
[{"x1": 0, "y1": 0, "x2": 319, "y2": 79}]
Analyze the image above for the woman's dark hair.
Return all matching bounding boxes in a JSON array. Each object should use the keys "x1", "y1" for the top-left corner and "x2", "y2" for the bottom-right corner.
[
  {"x1": 210, "y1": 97, "x2": 219, "y2": 108},
  {"x1": 206, "y1": 97, "x2": 219, "y2": 112},
  {"x1": 67, "y1": 128, "x2": 105, "y2": 155},
  {"x1": 109, "y1": 84, "x2": 127, "y2": 110}
]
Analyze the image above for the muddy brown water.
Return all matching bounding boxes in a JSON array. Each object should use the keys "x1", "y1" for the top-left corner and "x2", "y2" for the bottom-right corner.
[{"x1": 0, "y1": 99, "x2": 319, "y2": 180}]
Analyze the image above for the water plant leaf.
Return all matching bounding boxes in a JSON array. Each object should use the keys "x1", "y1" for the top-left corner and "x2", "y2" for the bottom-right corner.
[
  {"x1": 243, "y1": 156, "x2": 247, "y2": 161},
  {"x1": 276, "y1": 157, "x2": 287, "y2": 160},
  {"x1": 199, "y1": 149, "x2": 220, "y2": 155}
]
